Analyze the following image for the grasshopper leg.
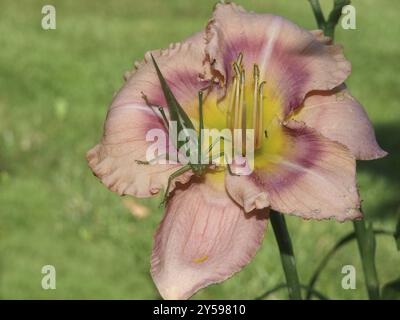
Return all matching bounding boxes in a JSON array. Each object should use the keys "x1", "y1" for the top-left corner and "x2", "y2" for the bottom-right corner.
[
  {"x1": 135, "y1": 152, "x2": 170, "y2": 166},
  {"x1": 141, "y1": 91, "x2": 169, "y2": 129},
  {"x1": 160, "y1": 165, "x2": 192, "y2": 207}
]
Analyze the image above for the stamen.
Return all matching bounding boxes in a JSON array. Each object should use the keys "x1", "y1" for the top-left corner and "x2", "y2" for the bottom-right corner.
[
  {"x1": 233, "y1": 61, "x2": 241, "y2": 77},
  {"x1": 239, "y1": 69, "x2": 246, "y2": 155},
  {"x1": 237, "y1": 52, "x2": 243, "y2": 66},
  {"x1": 256, "y1": 81, "x2": 266, "y2": 149},
  {"x1": 228, "y1": 53, "x2": 245, "y2": 131},
  {"x1": 227, "y1": 53, "x2": 260, "y2": 155},
  {"x1": 233, "y1": 62, "x2": 241, "y2": 130},
  {"x1": 236, "y1": 69, "x2": 245, "y2": 129},
  {"x1": 226, "y1": 53, "x2": 271, "y2": 155},
  {"x1": 227, "y1": 75, "x2": 237, "y2": 128},
  {"x1": 252, "y1": 64, "x2": 260, "y2": 131}
]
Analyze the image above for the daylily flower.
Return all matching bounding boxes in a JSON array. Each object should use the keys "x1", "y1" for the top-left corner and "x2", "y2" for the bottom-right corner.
[{"x1": 86, "y1": 3, "x2": 386, "y2": 299}]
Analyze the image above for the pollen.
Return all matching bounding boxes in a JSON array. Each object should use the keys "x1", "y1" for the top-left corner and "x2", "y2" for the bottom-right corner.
[{"x1": 192, "y1": 255, "x2": 209, "y2": 264}]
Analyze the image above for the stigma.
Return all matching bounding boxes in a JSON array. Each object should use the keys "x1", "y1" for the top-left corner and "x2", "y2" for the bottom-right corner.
[{"x1": 227, "y1": 53, "x2": 266, "y2": 151}]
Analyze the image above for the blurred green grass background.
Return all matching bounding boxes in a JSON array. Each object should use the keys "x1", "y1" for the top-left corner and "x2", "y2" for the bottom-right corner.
[{"x1": 0, "y1": 0, "x2": 399, "y2": 299}]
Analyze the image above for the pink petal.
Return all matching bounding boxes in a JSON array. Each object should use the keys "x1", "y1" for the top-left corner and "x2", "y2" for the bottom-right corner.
[
  {"x1": 113, "y1": 33, "x2": 210, "y2": 117},
  {"x1": 151, "y1": 175, "x2": 268, "y2": 299},
  {"x1": 87, "y1": 34, "x2": 208, "y2": 197},
  {"x1": 225, "y1": 120, "x2": 361, "y2": 222},
  {"x1": 87, "y1": 107, "x2": 192, "y2": 197},
  {"x1": 292, "y1": 85, "x2": 387, "y2": 160},
  {"x1": 206, "y1": 3, "x2": 351, "y2": 115}
]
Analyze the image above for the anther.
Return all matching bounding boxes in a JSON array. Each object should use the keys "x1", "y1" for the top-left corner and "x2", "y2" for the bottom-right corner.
[{"x1": 237, "y1": 52, "x2": 243, "y2": 66}]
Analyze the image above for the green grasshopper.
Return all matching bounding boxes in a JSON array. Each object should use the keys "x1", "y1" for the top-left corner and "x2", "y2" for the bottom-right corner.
[{"x1": 137, "y1": 55, "x2": 227, "y2": 205}]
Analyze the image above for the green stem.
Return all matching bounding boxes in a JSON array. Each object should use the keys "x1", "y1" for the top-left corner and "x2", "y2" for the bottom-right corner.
[
  {"x1": 325, "y1": 0, "x2": 351, "y2": 39},
  {"x1": 306, "y1": 229, "x2": 392, "y2": 300},
  {"x1": 308, "y1": 0, "x2": 351, "y2": 40},
  {"x1": 395, "y1": 213, "x2": 400, "y2": 250},
  {"x1": 270, "y1": 211, "x2": 302, "y2": 300},
  {"x1": 308, "y1": 0, "x2": 326, "y2": 30},
  {"x1": 353, "y1": 220, "x2": 380, "y2": 299},
  {"x1": 307, "y1": 0, "x2": 379, "y2": 300}
]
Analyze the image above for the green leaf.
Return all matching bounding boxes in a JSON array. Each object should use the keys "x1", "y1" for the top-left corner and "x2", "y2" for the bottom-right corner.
[
  {"x1": 382, "y1": 278, "x2": 400, "y2": 300},
  {"x1": 306, "y1": 228, "x2": 394, "y2": 300}
]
